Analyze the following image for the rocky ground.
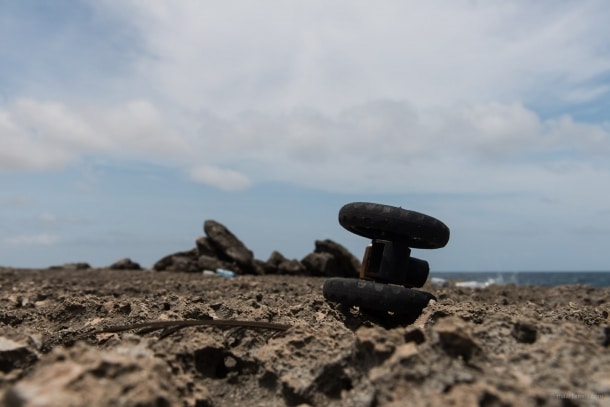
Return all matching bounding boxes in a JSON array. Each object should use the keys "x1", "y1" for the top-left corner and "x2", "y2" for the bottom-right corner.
[
  {"x1": 0, "y1": 268, "x2": 608, "y2": 407},
  {"x1": 0, "y1": 221, "x2": 609, "y2": 406}
]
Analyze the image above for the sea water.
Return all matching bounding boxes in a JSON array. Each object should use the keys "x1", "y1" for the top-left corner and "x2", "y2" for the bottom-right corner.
[{"x1": 430, "y1": 271, "x2": 610, "y2": 288}]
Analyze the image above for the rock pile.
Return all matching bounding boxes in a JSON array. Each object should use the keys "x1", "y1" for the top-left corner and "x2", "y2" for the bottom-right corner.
[{"x1": 152, "y1": 219, "x2": 361, "y2": 277}]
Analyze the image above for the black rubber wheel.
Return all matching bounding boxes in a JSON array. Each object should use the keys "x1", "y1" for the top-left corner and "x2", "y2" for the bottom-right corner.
[
  {"x1": 338, "y1": 202, "x2": 450, "y2": 249},
  {"x1": 322, "y1": 277, "x2": 436, "y2": 315}
]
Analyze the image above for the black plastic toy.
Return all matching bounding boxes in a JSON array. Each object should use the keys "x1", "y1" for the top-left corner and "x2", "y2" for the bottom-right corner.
[{"x1": 323, "y1": 202, "x2": 450, "y2": 316}]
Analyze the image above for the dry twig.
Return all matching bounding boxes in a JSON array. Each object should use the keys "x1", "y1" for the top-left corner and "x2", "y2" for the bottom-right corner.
[{"x1": 78, "y1": 319, "x2": 291, "y2": 340}]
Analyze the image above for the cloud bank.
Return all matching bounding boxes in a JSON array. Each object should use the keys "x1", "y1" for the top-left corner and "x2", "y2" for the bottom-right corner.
[
  {"x1": 2, "y1": 98, "x2": 609, "y2": 198},
  {"x1": 2, "y1": 1, "x2": 609, "y2": 197}
]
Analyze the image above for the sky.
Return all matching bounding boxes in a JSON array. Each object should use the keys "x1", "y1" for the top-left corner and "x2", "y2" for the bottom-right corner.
[{"x1": 1, "y1": 1, "x2": 610, "y2": 271}]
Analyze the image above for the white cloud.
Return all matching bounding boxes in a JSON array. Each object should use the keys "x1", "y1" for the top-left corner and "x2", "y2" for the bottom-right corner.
[
  {"x1": 0, "y1": 107, "x2": 76, "y2": 170},
  {"x1": 2, "y1": 1, "x2": 609, "y2": 198},
  {"x1": 4, "y1": 234, "x2": 61, "y2": 246},
  {"x1": 2, "y1": 95, "x2": 610, "y2": 197},
  {"x1": 13, "y1": 99, "x2": 107, "y2": 151},
  {"x1": 185, "y1": 101, "x2": 610, "y2": 194},
  {"x1": 94, "y1": 1, "x2": 610, "y2": 115},
  {"x1": 88, "y1": 99, "x2": 192, "y2": 158},
  {"x1": 188, "y1": 165, "x2": 252, "y2": 191},
  {"x1": 0, "y1": 98, "x2": 191, "y2": 172}
]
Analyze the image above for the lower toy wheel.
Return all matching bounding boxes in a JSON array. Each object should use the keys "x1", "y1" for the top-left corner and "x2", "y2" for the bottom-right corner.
[
  {"x1": 322, "y1": 277, "x2": 436, "y2": 315},
  {"x1": 338, "y1": 202, "x2": 450, "y2": 249}
]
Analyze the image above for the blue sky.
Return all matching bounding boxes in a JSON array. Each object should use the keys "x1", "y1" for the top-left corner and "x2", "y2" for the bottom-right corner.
[{"x1": 1, "y1": 1, "x2": 610, "y2": 271}]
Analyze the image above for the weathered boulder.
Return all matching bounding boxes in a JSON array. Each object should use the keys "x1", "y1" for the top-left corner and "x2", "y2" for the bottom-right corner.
[
  {"x1": 197, "y1": 255, "x2": 236, "y2": 273},
  {"x1": 49, "y1": 263, "x2": 91, "y2": 271},
  {"x1": 314, "y1": 239, "x2": 360, "y2": 277},
  {"x1": 301, "y1": 252, "x2": 336, "y2": 276},
  {"x1": 203, "y1": 220, "x2": 258, "y2": 274},
  {"x1": 255, "y1": 259, "x2": 275, "y2": 274},
  {"x1": 195, "y1": 236, "x2": 218, "y2": 257},
  {"x1": 266, "y1": 250, "x2": 286, "y2": 269},
  {"x1": 108, "y1": 258, "x2": 142, "y2": 270},
  {"x1": 152, "y1": 249, "x2": 200, "y2": 273},
  {"x1": 278, "y1": 259, "x2": 307, "y2": 276},
  {"x1": 265, "y1": 251, "x2": 308, "y2": 275},
  {"x1": 301, "y1": 239, "x2": 360, "y2": 277}
]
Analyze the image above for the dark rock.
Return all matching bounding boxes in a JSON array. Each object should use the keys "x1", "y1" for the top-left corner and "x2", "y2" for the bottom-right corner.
[
  {"x1": 255, "y1": 259, "x2": 273, "y2": 275},
  {"x1": 260, "y1": 252, "x2": 282, "y2": 274},
  {"x1": 266, "y1": 251, "x2": 287, "y2": 269},
  {"x1": 197, "y1": 255, "x2": 236, "y2": 273},
  {"x1": 265, "y1": 251, "x2": 307, "y2": 275},
  {"x1": 152, "y1": 253, "x2": 174, "y2": 271},
  {"x1": 314, "y1": 239, "x2": 361, "y2": 277},
  {"x1": 153, "y1": 249, "x2": 200, "y2": 273},
  {"x1": 49, "y1": 263, "x2": 91, "y2": 271},
  {"x1": 108, "y1": 258, "x2": 141, "y2": 270},
  {"x1": 301, "y1": 252, "x2": 336, "y2": 276},
  {"x1": 512, "y1": 321, "x2": 537, "y2": 344},
  {"x1": 204, "y1": 220, "x2": 257, "y2": 274},
  {"x1": 195, "y1": 236, "x2": 218, "y2": 257},
  {"x1": 168, "y1": 257, "x2": 200, "y2": 274},
  {"x1": 278, "y1": 259, "x2": 307, "y2": 275},
  {"x1": 252, "y1": 260, "x2": 267, "y2": 275},
  {"x1": 301, "y1": 239, "x2": 361, "y2": 277}
]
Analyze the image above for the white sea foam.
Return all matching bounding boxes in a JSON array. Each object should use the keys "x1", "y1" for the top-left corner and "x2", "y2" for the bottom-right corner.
[
  {"x1": 455, "y1": 278, "x2": 497, "y2": 288},
  {"x1": 430, "y1": 277, "x2": 448, "y2": 287},
  {"x1": 432, "y1": 272, "x2": 609, "y2": 288},
  {"x1": 454, "y1": 274, "x2": 512, "y2": 288}
]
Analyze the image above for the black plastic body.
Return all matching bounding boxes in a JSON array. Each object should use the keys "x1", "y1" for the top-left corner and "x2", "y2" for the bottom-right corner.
[{"x1": 360, "y1": 240, "x2": 429, "y2": 288}]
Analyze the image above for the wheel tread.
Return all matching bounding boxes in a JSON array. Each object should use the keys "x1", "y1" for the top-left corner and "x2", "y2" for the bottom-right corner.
[
  {"x1": 338, "y1": 202, "x2": 450, "y2": 249},
  {"x1": 322, "y1": 277, "x2": 436, "y2": 315}
]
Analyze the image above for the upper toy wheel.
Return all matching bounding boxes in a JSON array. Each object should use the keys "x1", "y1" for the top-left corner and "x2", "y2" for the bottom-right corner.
[{"x1": 338, "y1": 202, "x2": 450, "y2": 249}]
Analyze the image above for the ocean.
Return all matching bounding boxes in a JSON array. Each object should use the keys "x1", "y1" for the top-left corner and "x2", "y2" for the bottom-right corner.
[{"x1": 430, "y1": 271, "x2": 610, "y2": 288}]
